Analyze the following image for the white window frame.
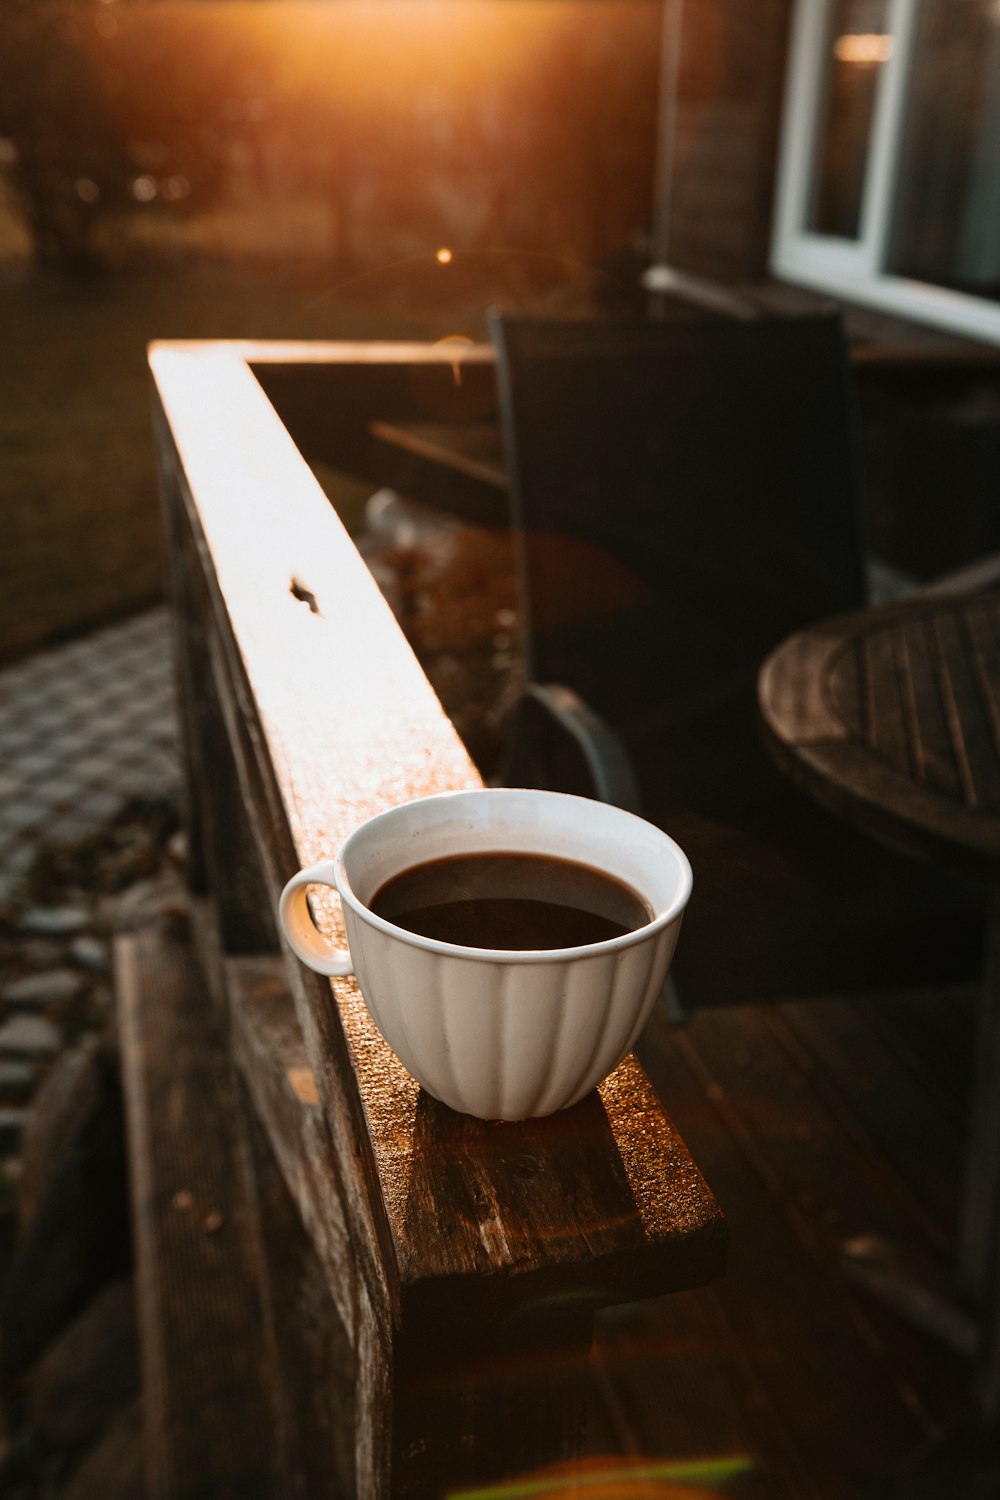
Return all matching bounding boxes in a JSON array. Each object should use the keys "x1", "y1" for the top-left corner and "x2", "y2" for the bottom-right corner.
[{"x1": 771, "y1": 0, "x2": 1000, "y2": 346}]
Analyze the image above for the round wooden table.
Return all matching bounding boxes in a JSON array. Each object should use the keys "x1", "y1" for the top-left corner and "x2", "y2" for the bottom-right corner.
[
  {"x1": 759, "y1": 585, "x2": 1000, "y2": 1412},
  {"x1": 759, "y1": 587, "x2": 1000, "y2": 879}
]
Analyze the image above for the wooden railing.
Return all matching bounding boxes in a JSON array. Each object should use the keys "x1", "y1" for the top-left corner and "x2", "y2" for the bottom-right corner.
[{"x1": 140, "y1": 341, "x2": 726, "y2": 1499}]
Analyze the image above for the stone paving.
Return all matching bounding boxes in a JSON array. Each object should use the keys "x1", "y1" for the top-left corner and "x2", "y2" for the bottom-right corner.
[
  {"x1": 0, "y1": 608, "x2": 180, "y2": 908},
  {"x1": 0, "y1": 607, "x2": 181, "y2": 1178}
]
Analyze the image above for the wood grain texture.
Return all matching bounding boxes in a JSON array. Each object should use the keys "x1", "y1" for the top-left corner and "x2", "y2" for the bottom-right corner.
[
  {"x1": 634, "y1": 994, "x2": 979, "y2": 1496},
  {"x1": 761, "y1": 583, "x2": 1000, "y2": 1426},
  {"x1": 226, "y1": 950, "x2": 719, "y2": 1497},
  {"x1": 226, "y1": 952, "x2": 357, "y2": 1346},
  {"x1": 152, "y1": 341, "x2": 723, "y2": 1294},
  {"x1": 115, "y1": 914, "x2": 280, "y2": 1499},
  {"x1": 152, "y1": 340, "x2": 726, "y2": 1495},
  {"x1": 760, "y1": 591, "x2": 1000, "y2": 876},
  {"x1": 239, "y1": 1084, "x2": 355, "y2": 1499}
]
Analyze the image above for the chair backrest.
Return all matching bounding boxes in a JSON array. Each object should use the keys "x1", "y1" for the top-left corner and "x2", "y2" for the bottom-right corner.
[{"x1": 489, "y1": 311, "x2": 869, "y2": 747}]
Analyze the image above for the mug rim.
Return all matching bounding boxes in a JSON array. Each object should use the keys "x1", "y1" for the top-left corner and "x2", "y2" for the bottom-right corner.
[{"x1": 332, "y1": 787, "x2": 692, "y2": 966}]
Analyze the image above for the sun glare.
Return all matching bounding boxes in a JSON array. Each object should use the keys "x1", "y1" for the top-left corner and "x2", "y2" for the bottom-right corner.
[{"x1": 77, "y1": 0, "x2": 662, "y2": 283}]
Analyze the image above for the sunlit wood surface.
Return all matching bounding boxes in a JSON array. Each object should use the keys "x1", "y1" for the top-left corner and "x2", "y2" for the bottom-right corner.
[
  {"x1": 225, "y1": 927, "x2": 982, "y2": 1499},
  {"x1": 147, "y1": 339, "x2": 996, "y2": 1499},
  {"x1": 151, "y1": 340, "x2": 725, "y2": 1497}
]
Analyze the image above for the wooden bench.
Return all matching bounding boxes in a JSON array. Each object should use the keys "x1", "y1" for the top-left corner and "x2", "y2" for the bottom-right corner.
[{"x1": 143, "y1": 340, "x2": 726, "y2": 1498}]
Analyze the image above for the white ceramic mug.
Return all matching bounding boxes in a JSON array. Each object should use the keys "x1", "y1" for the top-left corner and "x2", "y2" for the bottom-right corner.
[{"x1": 278, "y1": 788, "x2": 692, "y2": 1121}]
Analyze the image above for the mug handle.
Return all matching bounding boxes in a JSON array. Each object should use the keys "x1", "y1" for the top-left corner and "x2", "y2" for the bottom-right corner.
[{"x1": 279, "y1": 861, "x2": 355, "y2": 977}]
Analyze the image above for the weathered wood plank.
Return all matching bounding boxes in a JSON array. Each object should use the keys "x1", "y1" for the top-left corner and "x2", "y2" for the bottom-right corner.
[
  {"x1": 761, "y1": 597, "x2": 1000, "y2": 874},
  {"x1": 224, "y1": 947, "x2": 658, "y2": 1490},
  {"x1": 225, "y1": 952, "x2": 357, "y2": 1346},
  {"x1": 152, "y1": 339, "x2": 727, "y2": 1497},
  {"x1": 897, "y1": 615, "x2": 963, "y2": 799},
  {"x1": 757, "y1": 618, "x2": 856, "y2": 749},
  {"x1": 226, "y1": 947, "x2": 724, "y2": 1335},
  {"x1": 153, "y1": 357, "x2": 428, "y2": 1373},
  {"x1": 675, "y1": 999, "x2": 975, "y2": 1428},
  {"x1": 862, "y1": 624, "x2": 911, "y2": 774},
  {"x1": 159, "y1": 436, "x2": 210, "y2": 897},
  {"x1": 774, "y1": 997, "x2": 963, "y2": 1244},
  {"x1": 932, "y1": 610, "x2": 994, "y2": 811},
  {"x1": 115, "y1": 912, "x2": 281, "y2": 1499},
  {"x1": 239, "y1": 1086, "x2": 355, "y2": 1499},
  {"x1": 636, "y1": 1003, "x2": 939, "y2": 1499},
  {"x1": 592, "y1": 1288, "x2": 805, "y2": 1500},
  {"x1": 825, "y1": 636, "x2": 864, "y2": 738},
  {"x1": 151, "y1": 341, "x2": 725, "y2": 1310}
]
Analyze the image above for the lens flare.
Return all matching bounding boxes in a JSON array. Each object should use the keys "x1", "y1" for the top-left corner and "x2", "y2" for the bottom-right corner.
[{"x1": 448, "y1": 1453, "x2": 755, "y2": 1500}]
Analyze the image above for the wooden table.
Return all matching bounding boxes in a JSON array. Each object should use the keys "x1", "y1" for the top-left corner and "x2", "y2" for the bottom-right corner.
[
  {"x1": 367, "y1": 417, "x2": 507, "y2": 523},
  {"x1": 250, "y1": 341, "x2": 508, "y2": 529},
  {"x1": 146, "y1": 340, "x2": 726, "y2": 1498},
  {"x1": 758, "y1": 584, "x2": 1000, "y2": 1410}
]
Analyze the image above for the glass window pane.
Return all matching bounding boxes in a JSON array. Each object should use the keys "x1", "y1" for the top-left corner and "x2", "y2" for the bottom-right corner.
[
  {"x1": 888, "y1": 0, "x2": 1000, "y2": 302},
  {"x1": 808, "y1": 0, "x2": 892, "y2": 239}
]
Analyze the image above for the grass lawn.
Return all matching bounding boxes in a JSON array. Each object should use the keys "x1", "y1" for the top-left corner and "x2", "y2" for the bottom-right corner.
[{"x1": 0, "y1": 254, "x2": 443, "y2": 665}]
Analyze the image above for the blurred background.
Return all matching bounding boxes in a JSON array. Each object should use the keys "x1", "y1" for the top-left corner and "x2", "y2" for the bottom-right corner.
[
  {"x1": 0, "y1": 0, "x2": 678, "y2": 662},
  {"x1": 3, "y1": 9, "x2": 1000, "y2": 1497},
  {"x1": 4, "y1": 0, "x2": 1000, "y2": 665}
]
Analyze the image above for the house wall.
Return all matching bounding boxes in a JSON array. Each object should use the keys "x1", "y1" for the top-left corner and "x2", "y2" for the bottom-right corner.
[{"x1": 663, "y1": 0, "x2": 793, "y2": 282}]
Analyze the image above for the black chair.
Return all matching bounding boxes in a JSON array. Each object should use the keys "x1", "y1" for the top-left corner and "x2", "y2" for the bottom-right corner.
[{"x1": 489, "y1": 309, "x2": 985, "y2": 1008}]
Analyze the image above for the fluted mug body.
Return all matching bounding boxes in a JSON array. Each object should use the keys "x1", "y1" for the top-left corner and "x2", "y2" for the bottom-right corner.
[{"x1": 279, "y1": 789, "x2": 692, "y2": 1120}]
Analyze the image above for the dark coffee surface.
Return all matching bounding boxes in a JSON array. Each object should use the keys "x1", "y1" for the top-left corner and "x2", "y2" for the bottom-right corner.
[{"x1": 370, "y1": 851, "x2": 651, "y2": 951}]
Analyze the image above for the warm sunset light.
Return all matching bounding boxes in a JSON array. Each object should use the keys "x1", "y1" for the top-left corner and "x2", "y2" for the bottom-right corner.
[
  {"x1": 73, "y1": 0, "x2": 661, "y2": 277},
  {"x1": 834, "y1": 32, "x2": 894, "y2": 64}
]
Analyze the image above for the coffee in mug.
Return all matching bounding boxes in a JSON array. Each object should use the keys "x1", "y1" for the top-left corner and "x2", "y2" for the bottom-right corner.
[
  {"x1": 370, "y1": 851, "x2": 653, "y2": 950},
  {"x1": 278, "y1": 788, "x2": 691, "y2": 1120}
]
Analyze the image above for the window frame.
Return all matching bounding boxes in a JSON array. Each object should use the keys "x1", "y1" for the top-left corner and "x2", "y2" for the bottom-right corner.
[{"x1": 771, "y1": 0, "x2": 1000, "y2": 346}]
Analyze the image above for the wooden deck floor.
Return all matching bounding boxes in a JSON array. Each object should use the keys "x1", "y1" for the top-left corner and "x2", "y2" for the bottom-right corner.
[
  {"x1": 574, "y1": 983, "x2": 998, "y2": 1500},
  {"x1": 257, "y1": 493, "x2": 1000, "y2": 1493}
]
